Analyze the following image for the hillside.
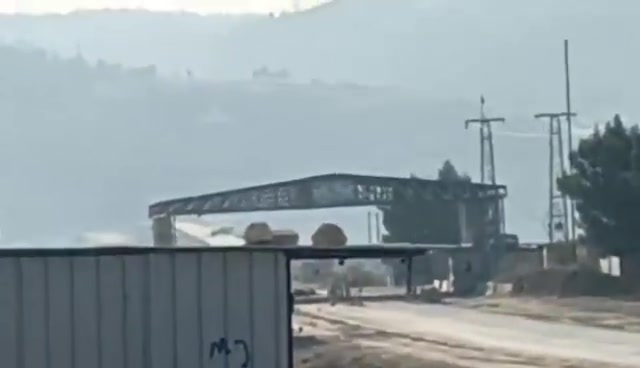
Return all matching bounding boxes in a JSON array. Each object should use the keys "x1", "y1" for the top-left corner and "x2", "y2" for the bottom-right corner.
[
  {"x1": 0, "y1": 1, "x2": 638, "y2": 244},
  {"x1": 217, "y1": 0, "x2": 639, "y2": 116},
  {"x1": 1, "y1": 1, "x2": 637, "y2": 116},
  {"x1": 0, "y1": 10, "x2": 260, "y2": 74}
]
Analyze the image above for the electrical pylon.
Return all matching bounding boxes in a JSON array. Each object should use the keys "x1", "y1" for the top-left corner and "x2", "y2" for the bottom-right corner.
[
  {"x1": 464, "y1": 96, "x2": 505, "y2": 185},
  {"x1": 534, "y1": 112, "x2": 577, "y2": 244},
  {"x1": 465, "y1": 96, "x2": 506, "y2": 233}
]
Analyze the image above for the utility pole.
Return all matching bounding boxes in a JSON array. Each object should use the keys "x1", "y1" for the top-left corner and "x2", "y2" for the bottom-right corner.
[
  {"x1": 534, "y1": 112, "x2": 577, "y2": 244},
  {"x1": 464, "y1": 96, "x2": 506, "y2": 185},
  {"x1": 367, "y1": 212, "x2": 373, "y2": 243},
  {"x1": 564, "y1": 39, "x2": 577, "y2": 241},
  {"x1": 375, "y1": 212, "x2": 381, "y2": 243},
  {"x1": 465, "y1": 96, "x2": 506, "y2": 233}
]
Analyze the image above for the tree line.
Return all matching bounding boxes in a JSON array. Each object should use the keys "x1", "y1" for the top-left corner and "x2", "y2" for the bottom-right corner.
[{"x1": 559, "y1": 114, "x2": 640, "y2": 279}]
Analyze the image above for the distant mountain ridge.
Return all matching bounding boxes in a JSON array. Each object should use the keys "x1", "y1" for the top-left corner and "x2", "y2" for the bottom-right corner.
[{"x1": 1, "y1": 1, "x2": 637, "y2": 114}]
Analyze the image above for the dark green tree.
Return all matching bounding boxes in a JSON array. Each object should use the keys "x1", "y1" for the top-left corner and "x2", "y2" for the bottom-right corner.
[
  {"x1": 381, "y1": 160, "x2": 469, "y2": 285},
  {"x1": 558, "y1": 114, "x2": 640, "y2": 279},
  {"x1": 381, "y1": 160, "x2": 469, "y2": 244},
  {"x1": 438, "y1": 159, "x2": 470, "y2": 182}
]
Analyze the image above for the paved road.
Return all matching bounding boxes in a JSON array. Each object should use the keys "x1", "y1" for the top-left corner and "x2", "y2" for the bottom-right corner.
[{"x1": 299, "y1": 301, "x2": 640, "y2": 366}]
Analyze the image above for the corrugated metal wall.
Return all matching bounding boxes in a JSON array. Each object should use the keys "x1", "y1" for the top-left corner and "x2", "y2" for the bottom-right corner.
[{"x1": 0, "y1": 249, "x2": 289, "y2": 368}]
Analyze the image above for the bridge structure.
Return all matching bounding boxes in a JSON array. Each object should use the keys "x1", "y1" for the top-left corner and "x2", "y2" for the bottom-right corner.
[
  {"x1": 148, "y1": 172, "x2": 509, "y2": 300},
  {"x1": 148, "y1": 173, "x2": 507, "y2": 248}
]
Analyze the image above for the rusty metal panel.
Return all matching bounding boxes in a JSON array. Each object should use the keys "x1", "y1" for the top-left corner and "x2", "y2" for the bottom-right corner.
[{"x1": 0, "y1": 249, "x2": 289, "y2": 368}]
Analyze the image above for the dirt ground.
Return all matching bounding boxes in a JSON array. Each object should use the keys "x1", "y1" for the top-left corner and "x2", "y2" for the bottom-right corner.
[
  {"x1": 293, "y1": 303, "x2": 633, "y2": 368},
  {"x1": 456, "y1": 296, "x2": 640, "y2": 333},
  {"x1": 291, "y1": 280, "x2": 640, "y2": 367},
  {"x1": 293, "y1": 312, "x2": 466, "y2": 368},
  {"x1": 296, "y1": 341, "x2": 466, "y2": 368}
]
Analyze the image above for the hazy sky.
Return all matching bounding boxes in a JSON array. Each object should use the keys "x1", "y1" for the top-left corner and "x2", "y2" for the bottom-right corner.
[{"x1": 1, "y1": 0, "x2": 328, "y2": 14}]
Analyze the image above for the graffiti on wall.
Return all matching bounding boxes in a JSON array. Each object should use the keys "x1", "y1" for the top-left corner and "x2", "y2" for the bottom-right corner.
[{"x1": 209, "y1": 337, "x2": 250, "y2": 368}]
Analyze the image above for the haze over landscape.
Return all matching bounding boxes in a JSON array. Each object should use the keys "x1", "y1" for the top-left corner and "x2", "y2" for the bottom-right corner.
[{"x1": 0, "y1": 0, "x2": 638, "y2": 246}]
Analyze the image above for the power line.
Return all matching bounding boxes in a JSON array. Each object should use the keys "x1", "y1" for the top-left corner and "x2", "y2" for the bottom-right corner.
[{"x1": 534, "y1": 112, "x2": 577, "y2": 245}]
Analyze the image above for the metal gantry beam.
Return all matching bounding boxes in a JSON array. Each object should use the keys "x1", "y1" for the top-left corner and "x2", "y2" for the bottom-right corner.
[{"x1": 148, "y1": 173, "x2": 507, "y2": 218}]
